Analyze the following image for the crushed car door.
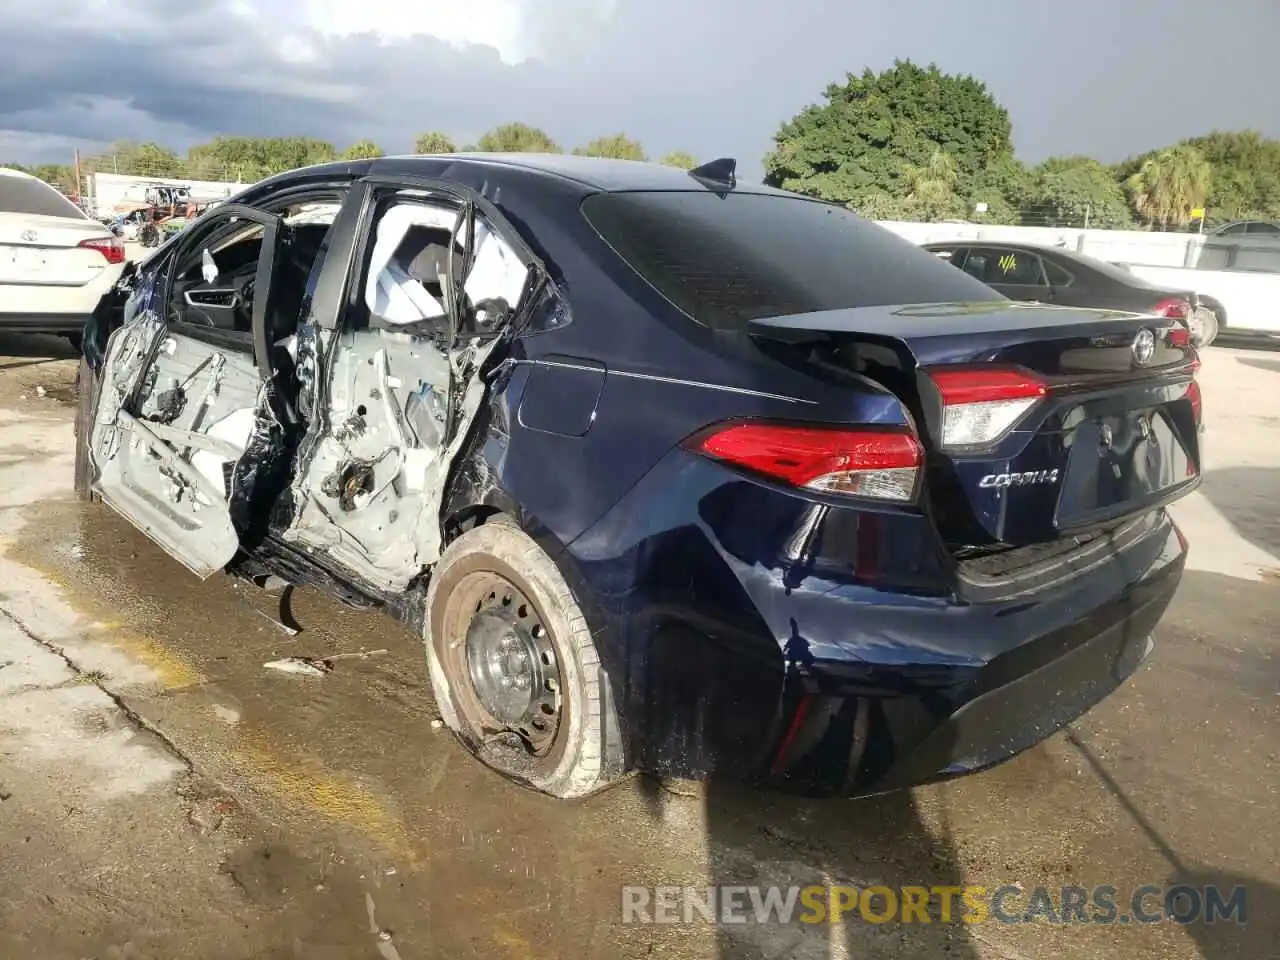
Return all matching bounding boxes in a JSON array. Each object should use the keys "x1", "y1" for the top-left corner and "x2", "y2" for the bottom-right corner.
[
  {"x1": 88, "y1": 204, "x2": 289, "y2": 578},
  {"x1": 281, "y1": 185, "x2": 535, "y2": 593}
]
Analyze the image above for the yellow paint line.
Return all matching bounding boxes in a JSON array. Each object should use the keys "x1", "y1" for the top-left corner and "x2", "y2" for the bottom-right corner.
[
  {"x1": 231, "y1": 726, "x2": 422, "y2": 866},
  {"x1": 107, "y1": 632, "x2": 205, "y2": 689}
]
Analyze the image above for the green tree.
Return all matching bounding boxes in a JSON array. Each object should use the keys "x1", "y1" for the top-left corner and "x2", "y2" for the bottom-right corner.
[
  {"x1": 476, "y1": 123, "x2": 560, "y2": 154},
  {"x1": 413, "y1": 131, "x2": 457, "y2": 154},
  {"x1": 341, "y1": 139, "x2": 384, "y2": 160},
  {"x1": 966, "y1": 154, "x2": 1030, "y2": 224},
  {"x1": 763, "y1": 60, "x2": 1015, "y2": 211},
  {"x1": 849, "y1": 192, "x2": 912, "y2": 220},
  {"x1": 1181, "y1": 130, "x2": 1280, "y2": 223},
  {"x1": 573, "y1": 134, "x2": 646, "y2": 161},
  {"x1": 898, "y1": 149, "x2": 966, "y2": 221},
  {"x1": 659, "y1": 150, "x2": 697, "y2": 169},
  {"x1": 82, "y1": 141, "x2": 184, "y2": 178},
  {"x1": 185, "y1": 136, "x2": 337, "y2": 182},
  {"x1": 1022, "y1": 155, "x2": 1132, "y2": 228},
  {"x1": 1124, "y1": 145, "x2": 1212, "y2": 229}
]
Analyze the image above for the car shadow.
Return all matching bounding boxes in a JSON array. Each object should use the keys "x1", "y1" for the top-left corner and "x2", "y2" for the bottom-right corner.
[
  {"x1": 1067, "y1": 732, "x2": 1278, "y2": 959},
  {"x1": 700, "y1": 779, "x2": 980, "y2": 959},
  {"x1": 1197, "y1": 466, "x2": 1280, "y2": 558}
]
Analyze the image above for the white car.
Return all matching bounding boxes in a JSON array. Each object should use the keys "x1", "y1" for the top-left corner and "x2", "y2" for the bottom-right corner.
[{"x1": 0, "y1": 167, "x2": 127, "y2": 347}]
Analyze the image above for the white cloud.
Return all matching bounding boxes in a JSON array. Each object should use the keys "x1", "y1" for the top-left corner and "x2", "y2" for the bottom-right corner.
[
  {"x1": 232, "y1": 0, "x2": 620, "y2": 66},
  {"x1": 300, "y1": 0, "x2": 530, "y2": 62}
]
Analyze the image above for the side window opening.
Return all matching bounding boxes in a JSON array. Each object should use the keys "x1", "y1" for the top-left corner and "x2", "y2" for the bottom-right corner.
[
  {"x1": 361, "y1": 196, "x2": 530, "y2": 336},
  {"x1": 966, "y1": 248, "x2": 1046, "y2": 286},
  {"x1": 364, "y1": 201, "x2": 460, "y2": 331},
  {"x1": 168, "y1": 199, "x2": 343, "y2": 346},
  {"x1": 1043, "y1": 260, "x2": 1073, "y2": 286}
]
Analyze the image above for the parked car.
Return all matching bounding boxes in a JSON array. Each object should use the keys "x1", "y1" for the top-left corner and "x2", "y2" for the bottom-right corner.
[
  {"x1": 922, "y1": 240, "x2": 1219, "y2": 347},
  {"x1": 75, "y1": 155, "x2": 1201, "y2": 800},
  {"x1": 0, "y1": 167, "x2": 126, "y2": 348},
  {"x1": 1209, "y1": 220, "x2": 1280, "y2": 238}
]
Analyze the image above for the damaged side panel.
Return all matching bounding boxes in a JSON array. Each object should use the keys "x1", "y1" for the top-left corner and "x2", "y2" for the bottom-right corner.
[
  {"x1": 91, "y1": 315, "x2": 262, "y2": 578},
  {"x1": 281, "y1": 195, "x2": 531, "y2": 595},
  {"x1": 281, "y1": 328, "x2": 500, "y2": 592}
]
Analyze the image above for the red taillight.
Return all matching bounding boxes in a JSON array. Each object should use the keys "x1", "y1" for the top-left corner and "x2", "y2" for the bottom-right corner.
[
  {"x1": 78, "y1": 235, "x2": 125, "y2": 264},
  {"x1": 1186, "y1": 379, "x2": 1202, "y2": 425},
  {"x1": 928, "y1": 366, "x2": 1047, "y2": 448},
  {"x1": 1151, "y1": 297, "x2": 1189, "y2": 319},
  {"x1": 691, "y1": 422, "x2": 922, "y2": 502},
  {"x1": 1167, "y1": 325, "x2": 1191, "y2": 348}
]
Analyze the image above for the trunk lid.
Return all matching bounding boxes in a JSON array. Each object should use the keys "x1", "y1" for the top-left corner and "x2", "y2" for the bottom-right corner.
[
  {"x1": 749, "y1": 301, "x2": 1201, "y2": 549},
  {"x1": 0, "y1": 212, "x2": 116, "y2": 288}
]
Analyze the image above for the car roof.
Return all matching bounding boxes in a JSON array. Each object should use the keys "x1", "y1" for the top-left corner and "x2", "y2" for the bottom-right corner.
[
  {"x1": 924, "y1": 239, "x2": 1063, "y2": 252},
  {"x1": 389, "y1": 153, "x2": 719, "y2": 191},
  {"x1": 256, "y1": 153, "x2": 791, "y2": 197}
]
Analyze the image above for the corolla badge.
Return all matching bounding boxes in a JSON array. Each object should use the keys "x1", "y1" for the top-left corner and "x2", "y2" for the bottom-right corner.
[
  {"x1": 1132, "y1": 328, "x2": 1156, "y2": 365},
  {"x1": 979, "y1": 469, "x2": 1061, "y2": 489}
]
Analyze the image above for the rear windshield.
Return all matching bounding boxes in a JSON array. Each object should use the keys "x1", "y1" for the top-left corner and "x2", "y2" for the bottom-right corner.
[
  {"x1": 0, "y1": 173, "x2": 87, "y2": 219},
  {"x1": 581, "y1": 190, "x2": 1002, "y2": 330}
]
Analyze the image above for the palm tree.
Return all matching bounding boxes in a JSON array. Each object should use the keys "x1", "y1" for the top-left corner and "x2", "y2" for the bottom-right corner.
[
  {"x1": 1125, "y1": 146, "x2": 1212, "y2": 230},
  {"x1": 901, "y1": 149, "x2": 960, "y2": 221}
]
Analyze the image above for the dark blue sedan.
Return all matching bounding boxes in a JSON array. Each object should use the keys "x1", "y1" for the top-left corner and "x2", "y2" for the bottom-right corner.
[{"x1": 76, "y1": 153, "x2": 1202, "y2": 799}]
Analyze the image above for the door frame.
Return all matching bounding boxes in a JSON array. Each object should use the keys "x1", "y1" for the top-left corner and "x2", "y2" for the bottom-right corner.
[
  {"x1": 296, "y1": 175, "x2": 548, "y2": 443},
  {"x1": 274, "y1": 174, "x2": 550, "y2": 588},
  {"x1": 88, "y1": 203, "x2": 288, "y2": 578}
]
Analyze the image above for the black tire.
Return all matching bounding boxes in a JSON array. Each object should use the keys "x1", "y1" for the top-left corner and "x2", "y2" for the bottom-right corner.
[
  {"x1": 73, "y1": 356, "x2": 101, "y2": 502},
  {"x1": 65, "y1": 332, "x2": 82, "y2": 353},
  {"x1": 424, "y1": 518, "x2": 625, "y2": 798}
]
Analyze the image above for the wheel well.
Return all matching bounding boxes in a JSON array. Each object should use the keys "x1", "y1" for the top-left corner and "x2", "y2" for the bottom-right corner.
[{"x1": 443, "y1": 504, "x2": 507, "y2": 545}]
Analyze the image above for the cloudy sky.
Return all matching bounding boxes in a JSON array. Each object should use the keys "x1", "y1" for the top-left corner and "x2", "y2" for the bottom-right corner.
[{"x1": 1, "y1": 0, "x2": 1277, "y2": 176}]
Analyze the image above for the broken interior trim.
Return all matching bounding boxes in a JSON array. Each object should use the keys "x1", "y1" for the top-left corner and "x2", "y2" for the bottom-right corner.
[
  {"x1": 281, "y1": 196, "x2": 532, "y2": 593},
  {"x1": 89, "y1": 310, "x2": 261, "y2": 578}
]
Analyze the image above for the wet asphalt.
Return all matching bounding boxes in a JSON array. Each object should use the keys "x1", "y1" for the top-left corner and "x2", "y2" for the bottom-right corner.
[{"x1": 0, "y1": 332, "x2": 1275, "y2": 960}]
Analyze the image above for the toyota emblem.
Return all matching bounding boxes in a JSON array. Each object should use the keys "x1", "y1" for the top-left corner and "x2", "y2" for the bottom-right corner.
[
  {"x1": 19, "y1": 229, "x2": 37, "y2": 242},
  {"x1": 1132, "y1": 328, "x2": 1156, "y2": 366}
]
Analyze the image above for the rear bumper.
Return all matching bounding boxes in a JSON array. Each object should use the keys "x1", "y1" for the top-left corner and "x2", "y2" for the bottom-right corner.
[
  {"x1": 867, "y1": 558, "x2": 1173, "y2": 793},
  {"x1": 0, "y1": 261, "x2": 124, "y2": 332},
  {"x1": 754, "y1": 511, "x2": 1184, "y2": 796},
  {"x1": 565, "y1": 453, "x2": 1187, "y2": 797},
  {"x1": 0, "y1": 312, "x2": 91, "y2": 334}
]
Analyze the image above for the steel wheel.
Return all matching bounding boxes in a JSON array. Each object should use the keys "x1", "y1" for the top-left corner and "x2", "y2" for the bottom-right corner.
[
  {"x1": 424, "y1": 518, "x2": 625, "y2": 798},
  {"x1": 459, "y1": 572, "x2": 563, "y2": 754}
]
